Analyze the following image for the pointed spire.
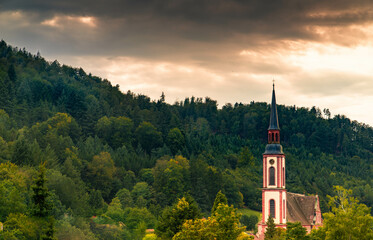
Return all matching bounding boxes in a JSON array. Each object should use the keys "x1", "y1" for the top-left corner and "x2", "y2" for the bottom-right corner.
[{"x1": 268, "y1": 83, "x2": 280, "y2": 130}]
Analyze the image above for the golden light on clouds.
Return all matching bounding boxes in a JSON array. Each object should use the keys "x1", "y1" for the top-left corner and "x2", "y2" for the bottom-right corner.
[
  {"x1": 41, "y1": 15, "x2": 97, "y2": 28},
  {"x1": 3, "y1": 1, "x2": 373, "y2": 125}
]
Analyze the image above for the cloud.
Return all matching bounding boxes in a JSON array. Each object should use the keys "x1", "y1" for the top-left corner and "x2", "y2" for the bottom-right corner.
[
  {"x1": 2, "y1": 1, "x2": 373, "y2": 63},
  {"x1": 3, "y1": 1, "x2": 373, "y2": 51},
  {"x1": 1, "y1": 1, "x2": 373, "y2": 125},
  {"x1": 41, "y1": 15, "x2": 97, "y2": 28}
]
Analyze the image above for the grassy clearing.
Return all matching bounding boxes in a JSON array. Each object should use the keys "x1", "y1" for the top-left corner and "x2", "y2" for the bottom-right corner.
[{"x1": 237, "y1": 208, "x2": 261, "y2": 218}]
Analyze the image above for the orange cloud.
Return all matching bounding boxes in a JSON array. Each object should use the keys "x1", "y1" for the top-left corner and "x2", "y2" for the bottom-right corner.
[{"x1": 41, "y1": 15, "x2": 97, "y2": 28}]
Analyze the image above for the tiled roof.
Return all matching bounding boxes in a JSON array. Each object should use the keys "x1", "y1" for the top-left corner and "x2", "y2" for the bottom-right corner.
[{"x1": 287, "y1": 192, "x2": 317, "y2": 225}]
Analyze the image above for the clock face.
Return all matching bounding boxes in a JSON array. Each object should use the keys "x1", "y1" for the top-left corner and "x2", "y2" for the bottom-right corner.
[{"x1": 269, "y1": 159, "x2": 275, "y2": 165}]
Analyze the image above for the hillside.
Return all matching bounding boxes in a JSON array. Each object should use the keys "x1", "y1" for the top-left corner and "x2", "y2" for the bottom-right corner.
[{"x1": 0, "y1": 40, "x2": 372, "y2": 239}]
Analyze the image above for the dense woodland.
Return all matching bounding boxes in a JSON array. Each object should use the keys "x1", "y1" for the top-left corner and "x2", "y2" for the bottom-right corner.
[{"x1": 0, "y1": 40, "x2": 371, "y2": 239}]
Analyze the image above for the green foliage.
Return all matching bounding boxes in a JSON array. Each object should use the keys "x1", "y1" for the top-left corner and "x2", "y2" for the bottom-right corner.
[
  {"x1": 124, "y1": 207, "x2": 156, "y2": 230},
  {"x1": 173, "y1": 203, "x2": 245, "y2": 240},
  {"x1": 105, "y1": 197, "x2": 125, "y2": 222},
  {"x1": 238, "y1": 147, "x2": 256, "y2": 168},
  {"x1": 85, "y1": 152, "x2": 116, "y2": 200},
  {"x1": 143, "y1": 233, "x2": 158, "y2": 240},
  {"x1": 285, "y1": 222, "x2": 308, "y2": 240},
  {"x1": 56, "y1": 219, "x2": 98, "y2": 240},
  {"x1": 115, "y1": 188, "x2": 133, "y2": 209},
  {"x1": 47, "y1": 169, "x2": 89, "y2": 216},
  {"x1": 2, "y1": 213, "x2": 40, "y2": 240},
  {"x1": 32, "y1": 163, "x2": 52, "y2": 218},
  {"x1": 89, "y1": 189, "x2": 107, "y2": 214},
  {"x1": 310, "y1": 186, "x2": 373, "y2": 240},
  {"x1": 167, "y1": 128, "x2": 185, "y2": 155},
  {"x1": 0, "y1": 40, "x2": 372, "y2": 240},
  {"x1": 153, "y1": 156, "x2": 191, "y2": 206},
  {"x1": 0, "y1": 162, "x2": 27, "y2": 221},
  {"x1": 264, "y1": 215, "x2": 276, "y2": 240},
  {"x1": 156, "y1": 196, "x2": 201, "y2": 240},
  {"x1": 96, "y1": 116, "x2": 133, "y2": 148},
  {"x1": 131, "y1": 182, "x2": 151, "y2": 207},
  {"x1": 41, "y1": 217, "x2": 57, "y2": 240},
  {"x1": 211, "y1": 190, "x2": 228, "y2": 214},
  {"x1": 135, "y1": 121, "x2": 163, "y2": 153},
  {"x1": 240, "y1": 214, "x2": 258, "y2": 231}
]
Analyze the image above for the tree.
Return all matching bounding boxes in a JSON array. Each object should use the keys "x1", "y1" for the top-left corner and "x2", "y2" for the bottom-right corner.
[
  {"x1": 124, "y1": 207, "x2": 156, "y2": 230},
  {"x1": 42, "y1": 217, "x2": 57, "y2": 240},
  {"x1": 286, "y1": 222, "x2": 308, "y2": 240},
  {"x1": 211, "y1": 190, "x2": 228, "y2": 214},
  {"x1": 89, "y1": 189, "x2": 106, "y2": 214},
  {"x1": 32, "y1": 163, "x2": 52, "y2": 217},
  {"x1": 131, "y1": 182, "x2": 150, "y2": 205},
  {"x1": 86, "y1": 152, "x2": 116, "y2": 200},
  {"x1": 167, "y1": 128, "x2": 185, "y2": 155},
  {"x1": 173, "y1": 203, "x2": 246, "y2": 240},
  {"x1": 240, "y1": 215, "x2": 258, "y2": 231},
  {"x1": 156, "y1": 196, "x2": 201, "y2": 239},
  {"x1": 2, "y1": 213, "x2": 40, "y2": 240},
  {"x1": 264, "y1": 215, "x2": 276, "y2": 239},
  {"x1": 238, "y1": 147, "x2": 255, "y2": 168},
  {"x1": 310, "y1": 186, "x2": 373, "y2": 240},
  {"x1": 213, "y1": 203, "x2": 246, "y2": 240},
  {"x1": 95, "y1": 116, "x2": 133, "y2": 148},
  {"x1": 135, "y1": 121, "x2": 163, "y2": 153},
  {"x1": 153, "y1": 156, "x2": 191, "y2": 206},
  {"x1": 115, "y1": 188, "x2": 133, "y2": 209},
  {"x1": 0, "y1": 162, "x2": 27, "y2": 222}
]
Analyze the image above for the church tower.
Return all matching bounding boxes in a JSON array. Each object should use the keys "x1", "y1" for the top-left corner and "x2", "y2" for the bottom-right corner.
[
  {"x1": 258, "y1": 84, "x2": 287, "y2": 235},
  {"x1": 257, "y1": 85, "x2": 323, "y2": 239}
]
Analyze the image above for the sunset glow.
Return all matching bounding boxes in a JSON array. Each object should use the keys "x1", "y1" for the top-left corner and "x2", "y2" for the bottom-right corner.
[{"x1": 2, "y1": 1, "x2": 373, "y2": 125}]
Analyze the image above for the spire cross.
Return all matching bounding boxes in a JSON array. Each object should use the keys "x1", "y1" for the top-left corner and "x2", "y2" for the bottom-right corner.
[{"x1": 272, "y1": 79, "x2": 275, "y2": 88}]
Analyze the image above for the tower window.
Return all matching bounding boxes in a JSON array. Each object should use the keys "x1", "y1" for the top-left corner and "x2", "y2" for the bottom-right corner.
[
  {"x1": 282, "y1": 167, "x2": 285, "y2": 187},
  {"x1": 269, "y1": 167, "x2": 275, "y2": 185},
  {"x1": 270, "y1": 199, "x2": 275, "y2": 218}
]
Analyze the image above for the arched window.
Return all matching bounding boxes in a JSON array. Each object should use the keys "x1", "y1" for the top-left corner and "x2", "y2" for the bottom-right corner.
[
  {"x1": 272, "y1": 133, "x2": 275, "y2": 142},
  {"x1": 269, "y1": 167, "x2": 275, "y2": 185},
  {"x1": 270, "y1": 199, "x2": 275, "y2": 217},
  {"x1": 283, "y1": 199, "x2": 285, "y2": 218},
  {"x1": 275, "y1": 133, "x2": 278, "y2": 142},
  {"x1": 282, "y1": 167, "x2": 285, "y2": 187}
]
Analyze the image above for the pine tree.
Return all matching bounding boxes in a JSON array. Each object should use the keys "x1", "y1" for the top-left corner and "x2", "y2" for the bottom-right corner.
[
  {"x1": 211, "y1": 190, "x2": 228, "y2": 214},
  {"x1": 41, "y1": 216, "x2": 57, "y2": 240},
  {"x1": 264, "y1": 215, "x2": 276, "y2": 239},
  {"x1": 32, "y1": 162, "x2": 52, "y2": 217}
]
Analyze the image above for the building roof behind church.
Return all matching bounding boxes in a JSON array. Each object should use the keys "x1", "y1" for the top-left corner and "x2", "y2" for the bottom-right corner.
[
  {"x1": 268, "y1": 84, "x2": 280, "y2": 130},
  {"x1": 287, "y1": 192, "x2": 317, "y2": 225}
]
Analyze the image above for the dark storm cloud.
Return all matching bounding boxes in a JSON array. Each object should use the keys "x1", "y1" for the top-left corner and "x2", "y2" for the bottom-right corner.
[
  {"x1": 2, "y1": 0, "x2": 373, "y2": 125},
  {"x1": 3, "y1": 0, "x2": 373, "y2": 44}
]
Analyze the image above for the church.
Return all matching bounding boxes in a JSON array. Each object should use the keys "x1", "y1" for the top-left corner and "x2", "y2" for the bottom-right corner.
[{"x1": 256, "y1": 85, "x2": 323, "y2": 239}]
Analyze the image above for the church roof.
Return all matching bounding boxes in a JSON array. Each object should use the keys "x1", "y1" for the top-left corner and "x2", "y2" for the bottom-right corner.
[
  {"x1": 263, "y1": 143, "x2": 284, "y2": 154},
  {"x1": 268, "y1": 84, "x2": 280, "y2": 130},
  {"x1": 287, "y1": 192, "x2": 318, "y2": 225}
]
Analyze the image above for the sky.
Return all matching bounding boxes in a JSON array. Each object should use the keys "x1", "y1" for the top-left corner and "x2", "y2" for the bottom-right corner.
[{"x1": 1, "y1": 0, "x2": 373, "y2": 125}]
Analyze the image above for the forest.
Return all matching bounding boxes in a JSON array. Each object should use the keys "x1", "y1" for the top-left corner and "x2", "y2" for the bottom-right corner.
[{"x1": 0, "y1": 40, "x2": 371, "y2": 239}]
